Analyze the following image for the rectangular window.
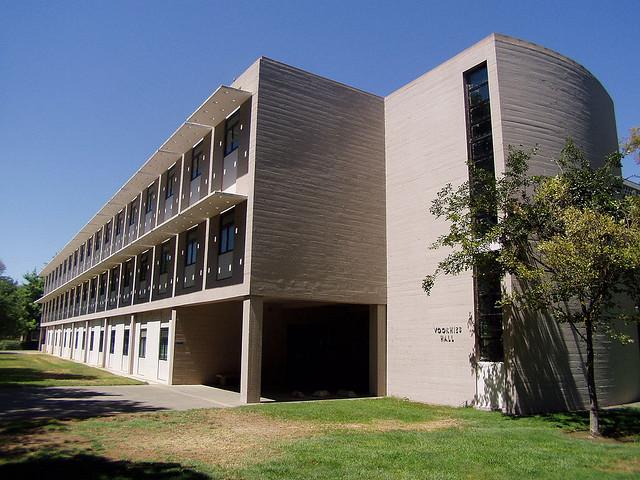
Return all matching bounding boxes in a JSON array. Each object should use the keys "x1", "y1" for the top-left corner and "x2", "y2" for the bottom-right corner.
[
  {"x1": 115, "y1": 212, "x2": 123, "y2": 236},
  {"x1": 185, "y1": 229, "x2": 198, "y2": 266},
  {"x1": 138, "y1": 329, "x2": 147, "y2": 358},
  {"x1": 166, "y1": 166, "x2": 176, "y2": 199},
  {"x1": 128, "y1": 201, "x2": 137, "y2": 226},
  {"x1": 123, "y1": 261, "x2": 132, "y2": 288},
  {"x1": 87, "y1": 238, "x2": 93, "y2": 258},
  {"x1": 81, "y1": 331, "x2": 86, "y2": 349},
  {"x1": 99, "y1": 329, "x2": 104, "y2": 352},
  {"x1": 95, "y1": 231, "x2": 102, "y2": 251},
  {"x1": 79, "y1": 245, "x2": 84, "y2": 263},
  {"x1": 159, "y1": 243, "x2": 171, "y2": 275},
  {"x1": 73, "y1": 251, "x2": 78, "y2": 267},
  {"x1": 109, "y1": 268, "x2": 118, "y2": 293},
  {"x1": 224, "y1": 113, "x2": 241, "y2": 156},
  {"x1": 219, "y1": 211, "x2": 235, "y2": 254},
  {"x1": 139, "y1": 253, "x2": 148, "y2": 282},
  {"x1": 145, "y1": 186, "x2": 155, "y2": 214},
  {"x1": 159, "y1": 327, "x2": 169, "y2": 361},
  {"x1": 75, "y1": 331, "x2": 79, "y2": 349},
  {"x1": 190, "y1": 147, "x2": 203, "y2": 180},
  {"x1": 123, "y1": 329, "x2": 130, "y2": 355},
  {"x1": 91, "y1": 278, "x2": 97, "y2": 299},
  {"x1": 90, "y1": 331, "x2": 95, "y2": 351},
  {"x1": 109, "y1": 330, "x2": 116, "y2": 354},
  {"x1": 104, "y1": 223, "x2": 111, "y2": 243}
]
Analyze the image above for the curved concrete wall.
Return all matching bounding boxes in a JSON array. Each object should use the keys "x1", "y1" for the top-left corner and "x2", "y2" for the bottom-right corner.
[{"x1": 493, "y1": 35, "x2": 639, "y2": 413}]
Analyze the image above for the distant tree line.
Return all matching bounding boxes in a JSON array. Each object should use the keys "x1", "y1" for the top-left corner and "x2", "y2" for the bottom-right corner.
[{"x1": 0, "y1": 260, "x2": 43, "y2": 340}]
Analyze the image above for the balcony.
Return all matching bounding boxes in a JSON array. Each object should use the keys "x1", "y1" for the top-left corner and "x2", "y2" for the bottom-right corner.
[{"x1": 38, "y1": 189, "x2": 247, "y2": 304}]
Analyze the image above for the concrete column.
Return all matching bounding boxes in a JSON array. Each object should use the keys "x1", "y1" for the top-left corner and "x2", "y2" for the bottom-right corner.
[
  {"x1": 167, "y1": 309, "x2": 177, "y2": 385},
  {"x1": 83, "y1": 321, "x2": 90, "y2": 363},
  {"x1": 240, "y1": 297, "x2": 263, "y2": 404},
  {"x1": 128, "y1": 314, "x2": 136, "y2": 374},
  {"x1": 369, "y1": 304, "x2": 387, "y2": 396},
  {"x1": 101, "y1": 318, "x2": 109, "y2": 368},
  {"x1": 69, "y1": 322, "x2": 75, "y2": 359}
]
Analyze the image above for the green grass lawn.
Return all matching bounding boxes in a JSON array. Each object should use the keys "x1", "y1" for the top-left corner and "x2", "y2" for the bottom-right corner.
[
  {"x1": 0, "y1": 397, "x2": 638, "y2": 479},
  {"x1": 0, "y1": 352, "x2": 143, "y2": 387}
]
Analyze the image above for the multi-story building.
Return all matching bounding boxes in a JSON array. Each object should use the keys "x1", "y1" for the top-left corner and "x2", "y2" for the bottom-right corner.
[{"x1": 38, "y1": 34, "x2": 640, "y2": 413}]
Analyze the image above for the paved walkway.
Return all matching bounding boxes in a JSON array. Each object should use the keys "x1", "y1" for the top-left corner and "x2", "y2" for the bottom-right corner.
[{"x1": 0, "y1": 384, "x2": 248, "y2": 422}]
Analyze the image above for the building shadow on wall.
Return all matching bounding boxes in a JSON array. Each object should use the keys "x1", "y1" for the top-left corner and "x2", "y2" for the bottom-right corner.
[{"x1": 504, "y1": 301, "x2": 582, "y2": 415}]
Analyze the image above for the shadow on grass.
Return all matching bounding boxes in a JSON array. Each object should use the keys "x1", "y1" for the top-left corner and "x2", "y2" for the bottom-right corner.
[
  {"x1": 536, "y1": 407, "x2": 640, "y2": 439},
  {"x1": 0, "y1": 367, "x2": 99, "y2": 386},
  {"x1": 0, "y1": 453, "x2": 211, "y2": 479},
  {"x1": 0, "y1": 387, "x2": 163, "y2": 423}
]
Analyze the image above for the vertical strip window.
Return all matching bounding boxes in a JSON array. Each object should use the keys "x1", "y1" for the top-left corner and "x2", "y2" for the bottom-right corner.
[
  {"x1": 191, "y1": 147, "x2": 203, "y2": 180},
  {"x1": 145, "y1": 186, "x2": 155, "y2": 214},
  {"x1": 159, "y1": 327, "x2": 169, "y2": 361},
  {"x1": 219, "y1": 211, "x2": 235, "y2": 254},
  {"x1": 123, "y1": 329, "x2": 130, "y2": 355},
  {"x1": 139, "y1": 329, "x2": 147, "y2": 358},
  {"x1": 224, "y1": 113, "x2": 241, "y2": 156},
  {"x1": 464, "y1": 63, "x2": 504, "y2": 362},
  {"x1": 109, "y1": 330, "x2": 116, "y2": 354},
  {"x1": 185, "y1": 229, "x2": 198, "y2": 266},
  {"x1": 99, "y1": 329, "x2": 104, "y2": 352},
  {"x1": 166, "y1": 167, "x2": 175, "y2": 199}
]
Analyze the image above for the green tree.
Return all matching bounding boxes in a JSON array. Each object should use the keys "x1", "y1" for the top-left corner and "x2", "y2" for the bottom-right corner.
[
  {"x1": 423, "y1": 141, "x2": 640, "y2": 437},
  {"x1": 16, "y1": 270, "x2": 43, "y2": 338},
  {"x1": 0, "y1": 260, "x2": 20, "y2": 338}
]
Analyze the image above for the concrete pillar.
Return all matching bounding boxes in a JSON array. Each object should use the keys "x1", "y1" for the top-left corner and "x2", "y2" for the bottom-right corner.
[
  {"x1": 128, "y1": 314, "x2": 136, "y2": 374},
  {"x1": 240, "y1": 297, "x2": 263, "y2": 404},
  {"x1": 101, "y1": 318, "x2": 109, "y2": 367},
  {"x1": 83, "y1": 321, "x2": 89, "y2": 363},
  {"x1": 69, "y1": 322, "x2": 75, "y2": 359},
  {"x1": 369, "y1": 304, "x2": 387, "y2": 396},
  {"x1": 167, "y1": 309, "x2": 177, "y2": 385}
]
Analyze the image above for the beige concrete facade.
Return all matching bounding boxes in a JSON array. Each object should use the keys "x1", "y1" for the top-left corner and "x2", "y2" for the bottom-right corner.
[{"x1": 38, "y1": 34, "x2": 639, "y2": 412}]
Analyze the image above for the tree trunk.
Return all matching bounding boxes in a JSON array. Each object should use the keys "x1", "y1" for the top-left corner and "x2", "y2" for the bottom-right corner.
[{"x1": 584, "y1": 317, "x2": 600, "y2": 437}]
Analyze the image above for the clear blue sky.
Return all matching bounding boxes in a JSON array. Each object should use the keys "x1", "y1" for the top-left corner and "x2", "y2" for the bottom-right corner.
[{"x1": 0, "y1": 0, "x2": 638, "y2": 281}]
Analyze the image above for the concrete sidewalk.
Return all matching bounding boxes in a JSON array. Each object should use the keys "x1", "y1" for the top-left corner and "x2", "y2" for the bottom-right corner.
[{"x1": 0, "y1": 384, "x2": 252, "y2": 422}]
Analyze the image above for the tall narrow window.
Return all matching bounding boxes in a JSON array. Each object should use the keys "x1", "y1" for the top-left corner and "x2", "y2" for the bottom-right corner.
[
  {"x1": 81, "y1": 331, "x2": 85, "y2": 349},
  {"x1": 139, "y1": 253, "x2": 148, "y2": 282},
  {"x1": 115, "y1": 212, "x2": 123, "y2": 236},
  {"x1": 185, "y1": 229, "x2": 198, "y2": 266},
  {"x1": 128, "y1": 201, "x2": 138, "y2": 226},
  {"x1": 159, "y1": 327, "x2": 169, "y2": 361},
  {"x1": 139, "y1": 329, "x2": 147, "y2": 358},
  {"x1": 95, "y1": 231, "x2": 102, "y2": 251},
  {"x1": 104, "y1": 223, "x2": 111, "y2": 243},
  {"x1": 191, "y1": 147, "x2": 203, "y2": 180},
  {"x1": 99, "y1": 329, "x2": 104, "y2": 352},
  {"x1": 159, "y1": 243, "x2": 171, "y2": 275},
  {"x1": 87, "y1": 238, "x2": 93, "y2": 258},
  {"x1": 219, "y1": 211, "x2": 235, "y2": 254},
  {"x1": 90, "y1": 330, "x2": 95, "y2": 351},
  {"x1": 79, "y1": 245, "x2": 84, "y2": 263},
  {"x1": 166, "y1": 166, "x2": 176, "y2": 199},
  {"x1": 224, "y1": 113, "x2": 241, "y2": 155},
  {"x1": 145, "y1": 186, "x2": 155, "y2": 213},
  {"x1": 123, "y1": 329, "x2": 130, "y2": 355},
  {"x1": 464, "y1": 63, "x2": 504, "y2": 362},
  {"x1": 109, "y1": 330, "x2": 116, "y2": 354}
]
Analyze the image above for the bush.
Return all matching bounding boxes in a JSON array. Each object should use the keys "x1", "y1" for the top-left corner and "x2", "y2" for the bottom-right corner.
[{"x1": 0, "y1": 339, "x2": 23, "y2": 350}]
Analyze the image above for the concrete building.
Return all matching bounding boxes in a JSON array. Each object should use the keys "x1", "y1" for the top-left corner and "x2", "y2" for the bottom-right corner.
[{"x1": 37, "y1": 34, "x2": 640, "y2": 413}]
